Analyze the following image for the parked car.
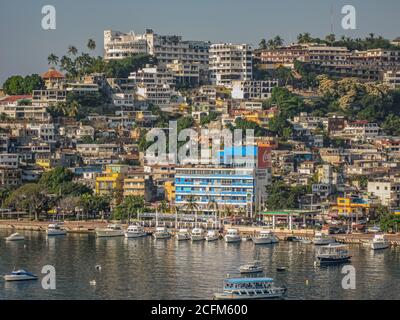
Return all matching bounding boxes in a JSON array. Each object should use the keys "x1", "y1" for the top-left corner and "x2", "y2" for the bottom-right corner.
[{"x1": 368, "y1": 226, "x2": 381, "y2": 233}]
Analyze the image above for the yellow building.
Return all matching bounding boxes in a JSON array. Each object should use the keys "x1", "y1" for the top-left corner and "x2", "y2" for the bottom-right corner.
[
  {"x1": 332, "y1": 197, "x2": 371, "y2": 216},
  {"x1": 164, "y1": 181, "x2": 175, "y2": 202},
  {"x1": 95, "y1": 164, "x2": 129, "y2": 201},
  {"x1": 123, "y1": 170, "x2": 147, "y2": 198}
]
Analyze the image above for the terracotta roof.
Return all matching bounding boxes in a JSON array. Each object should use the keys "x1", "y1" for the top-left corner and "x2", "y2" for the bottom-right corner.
[
  {"x1": 41, "y1": 68, "x2": 65, "y2": 79},
  {"x1": 0, "y1": 95, "x2": 32, "y2": 104}
]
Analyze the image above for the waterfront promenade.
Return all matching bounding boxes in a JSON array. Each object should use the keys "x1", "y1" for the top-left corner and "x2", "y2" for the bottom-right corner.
[{"x1": 1, "y1": 219, "x2": 400, "y2": 245}]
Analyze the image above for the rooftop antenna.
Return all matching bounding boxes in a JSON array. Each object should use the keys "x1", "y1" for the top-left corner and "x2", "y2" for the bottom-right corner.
[{"x1": 330, "y1": 3, "x2": 334, "y2": 35}]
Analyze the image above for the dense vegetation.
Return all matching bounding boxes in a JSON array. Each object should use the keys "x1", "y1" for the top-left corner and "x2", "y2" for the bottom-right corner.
[{"x1": 2, "y1": 74, "x2": 44, "y2": 95}]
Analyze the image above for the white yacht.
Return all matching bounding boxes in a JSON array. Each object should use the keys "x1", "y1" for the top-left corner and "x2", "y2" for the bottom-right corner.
[
  {"x1": 47, "y1": 224, "x2": 67, "y2": 236},
  {"x1": 176, "y1": 228, "x2": 191, "y2": 241},
  {"x1": 95, "y1": 224, "x2": 124, "y2": 237},
  {"x1": 313, "y1": 232, "x2": 335, "y2": 245},
  {"x1": 153, "y1": 227, "x2": 171, "y2": 239},
  {"x1": 315, "y1": 243, "x2": 351, "y2": 265},
  {"x1": 205, "y1": 230, "x2": 219, "y2": 241},
  {"x1": 4, "y1": 270, "x2": 38, "y2": 281},
  {"x1": 371, "y1": 234, "x2": 390, "y2": 250},
  {"x1": 213, "y1": 277, "x2": 286, "y2": 300},
  {"x1": 239, "y1": 261, "x2": 264, "y2": 274},
  {"x1": 191, "y1": 228, "x2": 205, "y2": 241},
  {"x1": 224, "y1": 228, "x2": 241, "y2": 243},
  {"x1": 5, "y1": 233, "x2": 25, "y2": 241},
  {"x1": 125, "y1": 225, "x2": 146, "y2": 238},
  {"x1": 252, "y1": 230, "x2": 279, "y2": 244}
]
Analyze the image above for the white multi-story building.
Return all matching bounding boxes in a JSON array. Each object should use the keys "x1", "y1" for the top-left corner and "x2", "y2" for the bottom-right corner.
[
  {"x1": 166, "y1": 60, "x2": 200, "y2": 87},
  {"x1": 0, "y1": 154, "x2": 19, "y2": 169},
  {"x1": 231, "y1": 80, "x2": 278, "y2": 100},
  {"x1": 368, "y1": 180, "x2": 400, "y2": 207},
  {"x1": 382, "y1": 69, "x2": 400, "y2": 89},
  {"x1": 209, "y1": 43, "x2": 253, "y2": 86},
  {"x1": 26, "y1": 123, "x2": 56, "y2": 142},
  {"x1": 104, "y1": 29, "x2": 210, "y2": 68}
]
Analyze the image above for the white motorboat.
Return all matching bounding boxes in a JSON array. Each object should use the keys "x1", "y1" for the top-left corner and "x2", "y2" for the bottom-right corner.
[
  {"x1": 125, "y1": 225, "x2": 146, "y2": 238},
  {"x1": 239, "y1": 261, "x2": 264, "y2": 274},
  {"x1": 252, "y1": 230, "x2": 279, "y2": 244},
  {"x1": 96, "y1": 224, "x2": 124, "y2": 237},
  {"x1": 313, "y1": 232, "x2": 335, "y2": 245},
  {"x1": 153, "y1": 227, "x2": 171, "y2": 239},
  {"x1": 191, "y1": 228, "x2": 205, "y2": 241},
  {"x1": 5, "y1": 233, "x2": 25, "y2": 241},
  {"x1": 176, "y1": 228, "x2": 191, "y2": 241},
  {"x1": 315, "y1": 243, "x2": 351, "y2": 265},
  {"x1": 370, "y1": 234, "x2": 390, "y2": 250},
  {"x1": 205, "y1": 230, "x2": 219, "y2": 241},
  {"x1": 4, "y1": 270, "x2": 38, "y2": 281},
  {"x1": 224, "y1": 228, "x2": 241, "y2": 243},
  {"x1": 213, "y1": 277, "x2": 286, "y2": 300},
  {"x1": 47, "y1": 223, "x2": 67, "y2": 236}
]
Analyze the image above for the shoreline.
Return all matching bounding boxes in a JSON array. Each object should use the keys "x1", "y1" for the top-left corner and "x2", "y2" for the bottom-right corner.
[{"x1": 1, "y1": 219, "x2": 400, "y2": 245}]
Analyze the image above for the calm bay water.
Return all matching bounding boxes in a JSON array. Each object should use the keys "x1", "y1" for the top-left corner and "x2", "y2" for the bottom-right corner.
[{"x1": 0, "y1": 229, "x2": 399, "y2": 300}]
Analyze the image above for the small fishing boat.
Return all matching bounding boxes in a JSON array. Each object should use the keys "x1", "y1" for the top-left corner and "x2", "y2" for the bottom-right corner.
[
  {"x1": 124, "y1": 225, "x2": 146, "y2": 238},
  {"x1": 96, "y1": 224, "x2": 124, "y2": 237},
  {"x1": 176, "y1": 228, "x2": 190, "y2": 241},
  {"x1": 370, "y1": 234, "x2": 390, "y2": 250},
  {"x1": 286, "y1": 236, "x2": 301, "y2": 242},
  {"x1": 315, "y1": 243, "x2": 351, "y2": 265},
  {"x1": 153, "y1": 227, "x2": 171, "y2": 239},
  {"x1": 213, "y1": 277, "x2": 286, "y2": 300},
  {"x1": 191, "y1": 228, "x2": 205, "y2": 241},
  {"x1": 276, "y1": 267, "x2": 287, "y2": 272},
  {"x1": 47, "y1": 223, "x2": 67, "y2": 236},
  {"x1": 224, "y1": 229, "x2": 241, "y2": 243},
  {"x1": 5, "y1": 233, "x2": 25, "y2": 241},
  {"x1": 239, "y1": 261, "x2": 263, "y2": 274},
  {"x1": 205, "y1": 230, "x2": 219, "y2": 241},
  {"x1": 4, "y1": 270, "x2": 38, "y2": 281}
]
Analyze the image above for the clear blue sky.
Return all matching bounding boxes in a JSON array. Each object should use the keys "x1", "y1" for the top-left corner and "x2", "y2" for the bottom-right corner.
[{"x1": 1, "y1": 0, "x2": 399, "y2": 85}]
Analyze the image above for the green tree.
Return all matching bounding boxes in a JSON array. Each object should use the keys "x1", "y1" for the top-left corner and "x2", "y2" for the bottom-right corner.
[
  {"x1": 68, "y1": 45, "x2": 78, "y2": 56},
  {"x1": 47, "y1": 53, "x2": 59, "y2": 67},
  {"x1": 87, "y1": 39, "x2": 96, "y2": 51}
]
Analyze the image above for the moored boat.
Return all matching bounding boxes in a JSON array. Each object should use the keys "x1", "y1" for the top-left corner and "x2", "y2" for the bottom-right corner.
[
  {"x1": 176, "y1": 228, "x2": 190, "y2": 241},
  {"x1": 313, "y1": 232, "x2": 335, "y2": 245},
  {"x1": 5, "y1": 233, "x2": 25, "y2": 241},
  {"x1": 96, "y1": 224, "x2": 124, "y2": 237},
  {"x1": 205, "y1": 230, "x2": 219, "y2": 241},
  {"x1": 252, "y1": 230, "x2": 278, "y2": 244},
  {"x1": 224, "y1": 228, "x2": 241, "y2": 243},
  {"x1": 125, "y1": 225, "x2": 146, "y2": 238},
  {"x1": 47, "y1": 223, "x2": 67, "y2": 236},
  {"x1": 370, "y1": 234, "x2": 390, "y2": 250},
  {"x1": 316, "y1": 243, "x2": 351, "y2": 265},
  {"x1": 213, "y1": 277, "x2": 286, "y2": 300},
  {"x1": 191, "y1": 228, "x2": 205, "y2": 241},
  {"x1": 153, "y1": 227, "x2": 171, "y2": 239},
  {"x1": 4, "y1": 270, "x2": 38, "y2": 281}
]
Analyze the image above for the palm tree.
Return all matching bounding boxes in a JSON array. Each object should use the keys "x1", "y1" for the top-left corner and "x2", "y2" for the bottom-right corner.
[
  {"x1": 87, "y1": 39, "x2": 96, "y2": 51},
  {"x1": 68, "y1": 100, "x2": 80, "y2": 118},
  {"x1": 47, "y1": 54, "x2": 59, "y2": 67},
  {"x1": 68, "y1": 45, "x2": 78, "y2": 56},
  {"x1": 184, "y1": 195, "x2": 200, "y2": 227},
  {"x1": 208, "y1": 199, "x2": 219, "y2": 228},
  {"x1": 273, "y1": 35, "x2": 284, "y2": 47},
  {"x1": 259, "y1": 38, "x2": 267, "y2": 50}
]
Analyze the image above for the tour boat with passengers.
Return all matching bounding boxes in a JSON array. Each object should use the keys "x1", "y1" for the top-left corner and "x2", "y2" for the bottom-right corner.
[
  {"x1": 176, "y1": 228, "x2": 190, "y2": 241},
  {"x1": 153, "y1": 227, "x2": 171, "y2": 239},
  {"x1": 315, "y1": 243, "x2": 351, "y2": 265},
  {"x1": 124, "y1": 225, "x2": 147, "y2": 238},
  {"x1": 370, "y1": 234, "x2": 390, "y2": 250},
  {"x1": 224, "y1": 228, "x2": 241, "y2": 243},
  {"x1": 47, "y1": 223, "x2": 67, "y2": 236},
  {"x1": 252, "y1": 230, "x2": 279, "y2": 244},
  {"x1": 5, "y1": 233, "x2": 25, "y2": 241},
  {"x1": 213, "y1": 277, "x2": 287, "y2": 300},
  {"x1": 313, "y1": 232, "x2": 336, "y2": 245},
  {"x1": 95, "y1": 224, "x2": 124, "y2": 237},
  {"x1": 4, "y1": 270, "x2": 38, "y2": 281}
]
